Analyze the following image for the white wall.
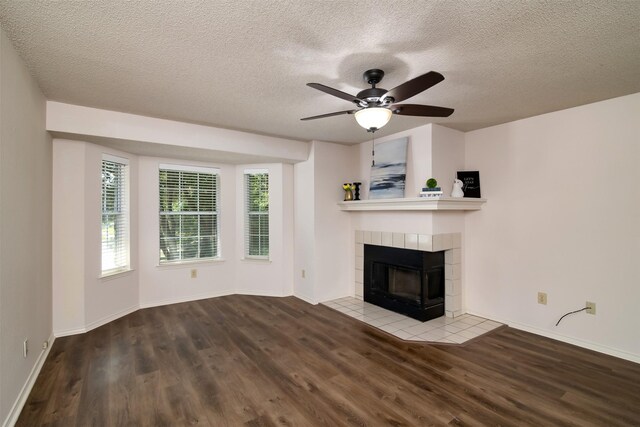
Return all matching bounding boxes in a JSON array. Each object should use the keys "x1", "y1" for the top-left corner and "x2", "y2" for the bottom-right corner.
[
  {"x1": 355, "y1": 125, "x2": 432, "y2": 201},
  {"x1": 53, "y1": 143, "x2": 297, "y2": 324},
  {"x1": 46, "y1": 101, "x2": 309, "y2": 164},
  {"x1": 464, "y1": 92, "x2": 640, "y2": 362},
  {"x1": 292, "y1": 141, "x2": 352, "y2": 303},
  {"x1": 293, "y1": 146, "x2": 315, "y2": 302},
  {"x1": 312, "y1": 142, "x2": 352, "y2": 302},
  {"x1": 83, "y1": 145, "x2": 139, "y2": 327},
  {"x1": 52, "y1": 139, "x2": 139, "y2": 335},
  {"x1": 138, "y1": 157, "x2": 236, "y2": 307},
  {"x1": 431, "y1": 124, "x2": 465, "y2": 191},
  {"x1": 52, "y1": 140, "x2": 86, "y2": 332},
  {"x1": 0, "y1": 27, "x2": 52, "y2": 426},
  {"x1": 235, "y1": 163, "x2": 294, "y2": 297}
]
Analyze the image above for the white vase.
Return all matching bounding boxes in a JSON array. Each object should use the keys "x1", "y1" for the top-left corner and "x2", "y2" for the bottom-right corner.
[{"x1": 451, "y1": 179, "x2": 464, "y2": 198}]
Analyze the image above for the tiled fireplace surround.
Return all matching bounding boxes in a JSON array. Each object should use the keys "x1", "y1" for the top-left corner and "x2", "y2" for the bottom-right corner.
[{"x1": 354, "y1": 230, "x2": 463, "y2": 318}]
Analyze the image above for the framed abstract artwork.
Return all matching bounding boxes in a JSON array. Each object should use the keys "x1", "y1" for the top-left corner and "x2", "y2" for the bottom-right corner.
[{"x1": 369, "y1": 137, "x2": 408, "y2": 199}]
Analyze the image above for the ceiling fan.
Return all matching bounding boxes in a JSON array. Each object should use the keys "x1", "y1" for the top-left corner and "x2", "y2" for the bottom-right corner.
[{"x1": 301, "y1": 69, "x2": 454, "y2": 132}]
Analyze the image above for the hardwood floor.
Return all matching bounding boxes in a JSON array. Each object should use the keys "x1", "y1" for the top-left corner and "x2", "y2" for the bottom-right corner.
[{"x1": 18, "y1": 295, "x2": 640, "y2": 426}]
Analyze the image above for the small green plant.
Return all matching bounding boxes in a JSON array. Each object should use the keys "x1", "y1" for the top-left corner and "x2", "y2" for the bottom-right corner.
[{"x1": 426, "y1": 178, "x2": 438, "y2": 189}]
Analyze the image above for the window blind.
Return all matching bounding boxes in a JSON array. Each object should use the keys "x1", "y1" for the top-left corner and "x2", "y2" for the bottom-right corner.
[
  {"x1": 244, "y1": 170, "x2": 269, "y2": 258},
  {"x1": 159, "y1": 165, "x2": 220, "y2": 263},
  {"x1": 101, "y1": 156, "x2": 130, "y2": 275}
]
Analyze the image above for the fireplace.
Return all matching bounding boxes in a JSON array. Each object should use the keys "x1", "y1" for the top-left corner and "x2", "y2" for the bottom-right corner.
[{"x1": 364, "y1": 244, "x2": 445, "y2": 321}]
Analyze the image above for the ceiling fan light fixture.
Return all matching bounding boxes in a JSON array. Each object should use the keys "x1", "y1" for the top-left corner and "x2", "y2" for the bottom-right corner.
[{"x1": 354, "y1": 107, "x2": 392, "y2": 131}]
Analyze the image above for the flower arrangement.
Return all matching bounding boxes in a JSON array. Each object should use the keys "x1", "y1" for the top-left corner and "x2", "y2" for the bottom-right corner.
[{"x1": 342, "y1": 183, "x2": 354, "y2": 201}]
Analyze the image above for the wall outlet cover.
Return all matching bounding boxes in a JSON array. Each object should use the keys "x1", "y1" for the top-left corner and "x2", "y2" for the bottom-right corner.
[{"x1": 537, "y1": 292, "x2": 547, "y2": 305}]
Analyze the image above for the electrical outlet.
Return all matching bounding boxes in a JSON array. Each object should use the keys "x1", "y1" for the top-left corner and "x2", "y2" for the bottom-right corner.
[
  {"x1": 586, "y1": 301, "x2": 596, "y2": 315},
  {"x1": 301, "y1": 269, "x2": 305, "y2": 278},
  {"x1": 190, "y1": 269, "x2": 197, "y2": 279},
  {"x1": 42, "y1": 340, "x2": 49, "y2": 350},
  {"x1": 537, "y1": 292, "x2": 547, "y2": 305},
  {"x1": 23, "y1": 339, "x2": 28, "y2": 358}
]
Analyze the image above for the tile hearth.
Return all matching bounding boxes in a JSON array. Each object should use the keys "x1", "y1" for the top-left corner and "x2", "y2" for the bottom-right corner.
[{"x1": 323, "y1": 297, "x2": 502, "y2": 344}]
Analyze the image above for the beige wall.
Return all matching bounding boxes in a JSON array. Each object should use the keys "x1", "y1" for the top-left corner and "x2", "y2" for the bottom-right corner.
[
  {"x1": 0, "y1": 27, "x2": 52, "y2": 425},
  {"x1": 464, "y1": 92, "x2": 640, "y2": 362}
]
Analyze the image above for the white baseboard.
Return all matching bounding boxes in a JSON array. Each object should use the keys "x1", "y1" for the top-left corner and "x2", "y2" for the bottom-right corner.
[
  {"x1": 3, "y1": 333, "x2": 55, "y2": 427},
  {"x1": 466, "y1": 310, "x2": 640, "y2": 364},
  {"x1": 317, "y1": 292, "x2": 352, "y2": 304},
  {"x1": 234, "y1": 289, "x2": 292, "y2": 298},
  {"x1": 293, "y1": 293, "x2": 316, "y2": 305},
  {"x1": 139, "y1": 289, "x2": 234, "y2": 309},
  {"x1": 53, "y1": 326, "x2": 87, "y2": 338},
  {"x1": 54, "y1": 305, "x2": 140, "y2": 338},
  {"x1": 85, "y1": 305, "x2": 140, "y2": 332}
]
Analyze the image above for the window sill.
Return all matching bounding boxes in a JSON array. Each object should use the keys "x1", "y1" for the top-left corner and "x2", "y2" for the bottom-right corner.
[
  {"x1": 156, "y1": 258, "x2": 226, "y2": 269},
  {"x1": 240, "y1": 257, "x2": 272, "y2": 264},
  {"x1": 100, "y1": 269, "x2": 135, "y2": 280}
]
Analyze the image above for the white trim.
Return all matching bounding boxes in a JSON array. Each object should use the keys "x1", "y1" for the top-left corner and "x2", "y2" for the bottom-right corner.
[
  {"x1": 244, "y1": 168, "x2": 269, "y2": 174},
  {"x1": 54, "y1": 305, "x2": 140, "y2": 337},
  {"x1": 240, "y1": 257, "x2": 271, "y2": 263},
  {"x1": 102, "y1": 153, "x2": 129, "y2": 165},
  {"x1": 54, "y1": 326, "x2": 87, "y2": 338},
  {"x1": 157, "y1": 257, "x2": 224, "y2": 268},
  {"x1": 317, "y1": 293, "x2": 353, "y2": 304},
  {"x1": 85, "y1": 305, "x2": 140, "y2": 332},
  {"x1": 3, "y1": 334, "x2": 55, "y2": 427},
  {"x1": 100, "y1": 268, "x2": 135, "y2": 280},
  {"x1": 338, "y1": 197, "x2": 486, "y2": 211},
  {"x1": 235, "y1": 289, "x2": 291, "y2": 297},
  {"x1": 159, "y1": 163, "x2": 219, "y2": 174},
  {"x1": 140, "y1": 289, "x2": 235, "y2": 309},
  {"x1": 466, "y1": 310, "x2": 640, "y2": 364},
  {"x1": 294, "y1": 293, "x2": 317, "y2": 305}
]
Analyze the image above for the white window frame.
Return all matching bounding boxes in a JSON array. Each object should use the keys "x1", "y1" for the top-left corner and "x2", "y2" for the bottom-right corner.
[
  {"x1": 244, "y1": 168, "x2": 269, "y2": 260},
  {"x1": 101, "y1": 154, "x2": 130, "y2": 277},
  {"x1": 159, "y1": 164, "x2": 221, "y2": 264}
]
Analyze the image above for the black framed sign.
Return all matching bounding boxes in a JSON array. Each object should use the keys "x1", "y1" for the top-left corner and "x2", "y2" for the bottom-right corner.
[{"x1": 456, "y1": 171, "x2": 481, "y2": 198}]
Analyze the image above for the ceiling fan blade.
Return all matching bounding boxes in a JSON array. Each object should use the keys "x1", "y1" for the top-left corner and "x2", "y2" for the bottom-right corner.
[
  {"x1": 381, "y1": 71, "x2": 445, "y2": 103},
  {"x1": 307, "y1": 83, "x2": 363, "y2": 104},
  {"x1": 391, "y1": 104, "x2": 454, "y2": 117},
  {"x1": 300, "y1": 110, "x2": 357, "y2": 121}
]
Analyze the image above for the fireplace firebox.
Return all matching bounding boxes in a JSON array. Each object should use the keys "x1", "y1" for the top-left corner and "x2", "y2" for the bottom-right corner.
[{"x1": 364, "y1": 244, "x2": 444, "y2": 321}]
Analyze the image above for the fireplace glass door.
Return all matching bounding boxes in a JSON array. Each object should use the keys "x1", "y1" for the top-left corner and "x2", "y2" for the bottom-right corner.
[
  {"x1": 365, "y1": 244, "x2": 445, "y2": 321},
  {"x1": 387, "y1": 264, "x2": 421, "y2": 303}
]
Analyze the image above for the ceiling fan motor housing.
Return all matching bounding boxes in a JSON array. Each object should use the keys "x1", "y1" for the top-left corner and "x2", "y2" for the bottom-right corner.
[
  {"x1": 356, "y1": 87, "x2": 388, "y2": 103},
  {"x1": 358, "y1": 69, "x2": 392, "y2": 106}
]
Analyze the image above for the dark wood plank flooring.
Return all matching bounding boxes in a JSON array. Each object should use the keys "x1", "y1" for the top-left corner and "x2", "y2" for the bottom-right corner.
[{"x1": 18, "y1": 295, "x2": 640, "y2": 426}]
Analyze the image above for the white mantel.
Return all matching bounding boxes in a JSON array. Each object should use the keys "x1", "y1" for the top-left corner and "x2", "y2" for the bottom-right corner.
[{"x1": 339, "y1": 197, "x2": 486, "y2": 211}]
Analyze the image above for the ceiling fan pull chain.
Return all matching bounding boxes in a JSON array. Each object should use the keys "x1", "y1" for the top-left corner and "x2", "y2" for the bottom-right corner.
[{"x1": 371, "y1": 131, "x2": 375, "y2": 166}]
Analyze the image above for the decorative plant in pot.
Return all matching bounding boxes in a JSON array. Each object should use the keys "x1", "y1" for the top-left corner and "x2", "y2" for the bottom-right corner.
[{"x1": 424, "y1": 178, "x2": 441, "y2": 191}]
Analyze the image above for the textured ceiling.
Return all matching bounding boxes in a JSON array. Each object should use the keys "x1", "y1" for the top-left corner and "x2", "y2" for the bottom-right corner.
[{"x1": 1, "y1": 1, "x2": 639, "y2": 145}]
